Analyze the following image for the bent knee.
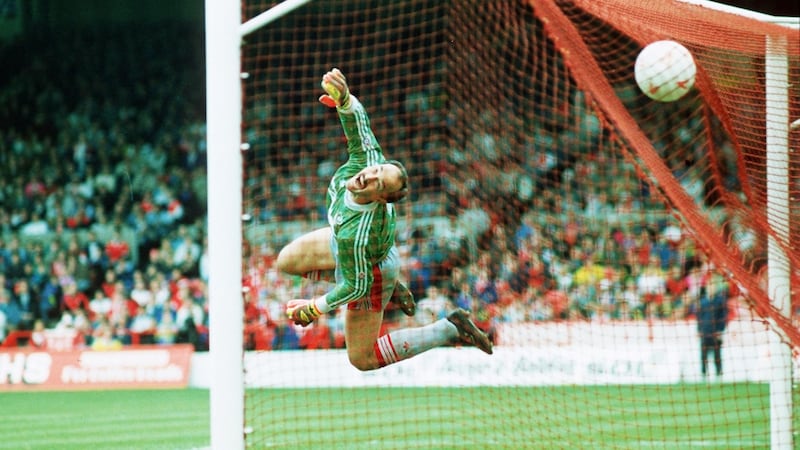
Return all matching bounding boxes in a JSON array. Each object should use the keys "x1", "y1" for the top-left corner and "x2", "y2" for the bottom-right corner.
[
  {"x1": 275, "y1": 247, "x2": 295, "y2": 274},
  {"x1": 276, "y1": 245, "x2": 309, "y2": 275},
  {"x1": 347, "y1": 350, "x2": 380, "y2": 372}
]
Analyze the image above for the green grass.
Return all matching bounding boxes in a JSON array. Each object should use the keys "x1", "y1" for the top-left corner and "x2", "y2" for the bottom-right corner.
[
  {"x1": 1, "y1": 383, "x2": 797, "y2": 449},
  {"x1": 0, "y1": 389, "x2": 210, "y2": 450}
]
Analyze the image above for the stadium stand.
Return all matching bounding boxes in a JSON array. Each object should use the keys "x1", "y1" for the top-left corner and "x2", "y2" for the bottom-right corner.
[{"x1": 1, "y1": 21, "x2": 774, "y2": 353}]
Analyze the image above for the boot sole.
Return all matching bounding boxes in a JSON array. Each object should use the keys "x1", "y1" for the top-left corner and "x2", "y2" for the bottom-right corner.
[{"x1": 447, "y1": 308, "x2": 493, "y2": 355}]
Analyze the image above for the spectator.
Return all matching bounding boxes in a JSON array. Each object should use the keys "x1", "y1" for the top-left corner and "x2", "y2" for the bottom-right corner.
[
  {"x1": 514, "y1": 213, "x2": 539, "y2": 250},
  {"x1": 91, "y1": 318, "x2": 123, "y2": 351},
  {"x1": 573, "y1": 254, "x2": 606, "y2": 291},
  {"x1": 38, "y1": 274, "x2": 62, "y2": 327},
  {"x1": 60, "y1": 281, "x2": 90, "y2": 316},
  {"x1": 473, "y1": 265, "x2": 500, "y2": 307},
  {"x1": 543, "y1": 279, "x2": 569, "y2": 321},
  {"x1": 88, "y1": 289, "x2": 112, "y2": 321},
  {"x1": 416, "y1": 285, "x2": 451, "y2": 325},
  {"x1": 148, "y1": 277, "x2": 172, "y2": 315},
  {"x1": 104, "y1": 231, "x2": 131, "y2": 265},
  {"x1": 299, "y1": 314, "x2": 333, "y2": 350},
  {"x1": 636, "y1": 256, "x2": 667, "y2": 319},
  {"x1": 66, "y1": 253, "x2": 92, "y2": 293},
  {"x1": 664, "y1": 265, "x2": 689, "y2": 319},
  {"x1": 453, "y1": 280, "x2": 474, "y2": 311},
  {"x1": 5, "y1": 251, "x2": 27, "y2": 282},
  {"x1": 528, "y1": 287, "x2": 553, "y2": 321},
  {"x1": 458, "y1": 196, "x2": 491, "y2": 250},
  {"x1": 175, "y1": 297, "x2": 205, "y2": 350},
  {"x1": 496, "y1": 250, "x2": 528, "y2": 297},
  {"x1": 172, "y1": 234, "x2": 202, "y2": 277},
  {"x1": 693, "y1": 274, "x2": 729, "y2": 381},
  {"x1": 0, "y1": 297, "x2": 8, "y2": 343},
  {"x1": 100, "y1": 269, "x2": 119, "y2": 299},
  {"x1": 405, "y1": 228, "x2": 436, "y2": 299},
  {"x1": 155, "y1": 309, "x2": 178, "y2": 345},
  {"x1": 271, "y1": 315, "x2": 300, "y2": 350},
  {"x1": 436, "y1": 214, "x2": 472, "y2": 273},
  {"x1": 129, "y1": 305, "x2": 157, "y2": 344},
  {"x1": 12, "y1": 279, "x2": 40, "y2": 331},
  {"x1": 19, "y1": 211, "x2": 49, "y2": 237},
  {"x1": 84, "y1": 230, "x2": 107, "y2": 270},
  {"x1": 107, "y1": 289, "x2": 134, "y2": 331},
  {"x1": 129, "y1": 274, "x2": 153, "y2": 308},
  {"x1": 72, "y1": 308, "x2": 94, "y2": 346},
  {"x1": 30, "y1": 319, "x2": 47, "y2": 348}
]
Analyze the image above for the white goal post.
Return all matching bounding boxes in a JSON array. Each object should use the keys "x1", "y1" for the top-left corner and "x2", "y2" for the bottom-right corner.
[
  {"x1": 205, "y1": 1, "x2": 243, "y2": 449},
  {"x1": 676, "y1": 2, "x2": 797, "y2": 448},
  {"x1": 204, "y1": 1, "x2": 315, "y2": 449}
]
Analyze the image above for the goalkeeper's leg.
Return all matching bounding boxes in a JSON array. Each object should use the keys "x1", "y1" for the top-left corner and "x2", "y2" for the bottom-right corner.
[
  {"x1": 278, "y1": 228, "x2": 416, "y2": 313},
  {"x1": 346, "y1": 307, "x2": 492, "y2": 371},
  {"x1": 344, "y1": 250, "x2": 492, "y2": 371},
  {"x1": 276, "y1": 227, "x2": 335, "y2": 280}
]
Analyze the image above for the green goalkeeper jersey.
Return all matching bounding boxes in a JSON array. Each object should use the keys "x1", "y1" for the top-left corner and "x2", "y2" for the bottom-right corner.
[{"x1": 324, "y1": 97, "x2": 397, "y2": 309}]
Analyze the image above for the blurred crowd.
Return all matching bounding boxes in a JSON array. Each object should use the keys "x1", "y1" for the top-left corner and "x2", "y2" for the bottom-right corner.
[
  {"x1": 0, "y1": 22, "x2": 755, "y2": 352},
  {"x1": 0, "y1": 23, "x2": 209, "y2": 350}
]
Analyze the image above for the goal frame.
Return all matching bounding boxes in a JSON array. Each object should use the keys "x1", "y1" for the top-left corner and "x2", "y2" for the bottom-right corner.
[
  {"x1": 205, "y1": 1, "x2": 314, "y2": 449},
  {"x1": 675, "y1": 2, "x2": 797, "y2": 448},
  {"x1": 204, "y1": 1, "x2": 798, "y2": 449}
]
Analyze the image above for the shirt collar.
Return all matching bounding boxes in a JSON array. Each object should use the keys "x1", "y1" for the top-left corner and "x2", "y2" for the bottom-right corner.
[{"x1": 344, "y1": 190, "x2": 379, "y2": 211}]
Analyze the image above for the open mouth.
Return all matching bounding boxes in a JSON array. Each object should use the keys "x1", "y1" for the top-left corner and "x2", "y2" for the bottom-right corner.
[{"x1": 354, "y1": 174, "x2": 366, "y2": 190}]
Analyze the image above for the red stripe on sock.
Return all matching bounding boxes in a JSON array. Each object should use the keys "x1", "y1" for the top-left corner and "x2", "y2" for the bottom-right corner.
[
  {"x1": 373, "y1": 334, "x2": 397, "y2": 367},
  {"x1": 373, "y1": 339, "x2": 386, "y2": 367}
]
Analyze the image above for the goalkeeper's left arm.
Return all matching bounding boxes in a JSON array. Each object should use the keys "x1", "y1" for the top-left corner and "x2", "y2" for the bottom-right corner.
[
  {"x1": 319, "y1": 68, "x2": 382, "y2": 164},
  {"x1": 319, "y1": 68, "x2": 351, "y2": 109}
]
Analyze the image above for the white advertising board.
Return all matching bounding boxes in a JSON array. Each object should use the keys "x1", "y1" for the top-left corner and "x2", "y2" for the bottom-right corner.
[{"x1": 190, "y1": 319, "x2": 798, "y2": 388}]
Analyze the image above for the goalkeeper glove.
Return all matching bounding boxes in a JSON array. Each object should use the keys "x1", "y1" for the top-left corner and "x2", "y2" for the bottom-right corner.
[
  {"x1": 319, "y1": 73, "x2": 351, "y2": 108},
  {"x1": 286, "y1": 299, "x2": 322, "y2": 327}
]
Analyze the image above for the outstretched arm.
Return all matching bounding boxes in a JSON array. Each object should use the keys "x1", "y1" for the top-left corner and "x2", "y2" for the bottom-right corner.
[
  {"x1": 319, "y1": 68, "x2": 351, "y2": 109},
  {"x1": 319, "y1": 68, "x2": 383, "y2": 164}
]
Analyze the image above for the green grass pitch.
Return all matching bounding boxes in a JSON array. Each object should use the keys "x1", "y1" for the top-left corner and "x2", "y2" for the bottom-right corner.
[{"x1": 0, "y1": 383, "x2": 796, "y2": 449}]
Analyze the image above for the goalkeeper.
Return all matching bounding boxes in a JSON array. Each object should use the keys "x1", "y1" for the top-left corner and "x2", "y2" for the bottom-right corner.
[{"x1": 278, "y1": 68, "x2": 492, "y2": 370}]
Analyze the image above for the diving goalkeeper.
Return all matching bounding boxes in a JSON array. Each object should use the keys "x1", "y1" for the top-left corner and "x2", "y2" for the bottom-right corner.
[{"x1": 278, "y1": 68, "x2": 492, "y2": 370}]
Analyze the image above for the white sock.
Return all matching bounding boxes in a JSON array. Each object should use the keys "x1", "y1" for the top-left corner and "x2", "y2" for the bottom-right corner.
[{"x1": 373, "y1": 319, "x2": 458, "y2": 367}]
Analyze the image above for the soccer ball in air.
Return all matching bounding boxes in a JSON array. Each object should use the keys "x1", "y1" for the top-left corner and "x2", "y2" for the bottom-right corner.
[{"x1": 634, "y1": 40, "x2": 696, "y2": 102}]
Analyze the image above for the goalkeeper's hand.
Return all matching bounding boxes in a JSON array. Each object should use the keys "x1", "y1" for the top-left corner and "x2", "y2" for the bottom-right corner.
[
  {"x1": 286, "y1": 299, "x2": 322, "y2": 327},
  {"x1": 319, "y1": 68, "x2": 351, "y2": 109}
]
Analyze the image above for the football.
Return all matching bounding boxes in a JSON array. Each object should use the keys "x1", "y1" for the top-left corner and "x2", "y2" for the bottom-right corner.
[{"x1": 634, "y1": 40, "x2": 696, "y2": 102}]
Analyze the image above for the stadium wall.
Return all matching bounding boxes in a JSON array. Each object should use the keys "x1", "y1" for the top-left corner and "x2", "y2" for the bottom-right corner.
[
  {"x1": 190, "y1": 320, "x2": 800, "y2": 388},
  {"x1": 3, "y1": 321, "x2": 797, "y2": 391},
  {"x1": 0, "y1": 344, "x2": 194, "y2": 391}
]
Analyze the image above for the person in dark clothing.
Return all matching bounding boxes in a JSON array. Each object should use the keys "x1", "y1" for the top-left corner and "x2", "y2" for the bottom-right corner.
[{"x1": 695, "y1": 274, "x2": 729, "y2": 380}]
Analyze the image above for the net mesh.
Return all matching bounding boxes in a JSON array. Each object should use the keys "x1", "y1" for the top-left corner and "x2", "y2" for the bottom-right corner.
[{"x1": 239, "y1": 0, "x2": 799, "y2": 447}]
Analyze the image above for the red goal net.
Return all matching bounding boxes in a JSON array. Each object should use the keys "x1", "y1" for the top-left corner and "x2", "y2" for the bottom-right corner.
[{"x1": 239, "y1": 0, "x2": 799, "y2": 447}]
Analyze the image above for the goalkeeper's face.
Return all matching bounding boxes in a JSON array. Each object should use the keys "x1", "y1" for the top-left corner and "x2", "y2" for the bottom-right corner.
[{"x1": 347, "y1": 163, "x2": 405, "y2": 204}]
